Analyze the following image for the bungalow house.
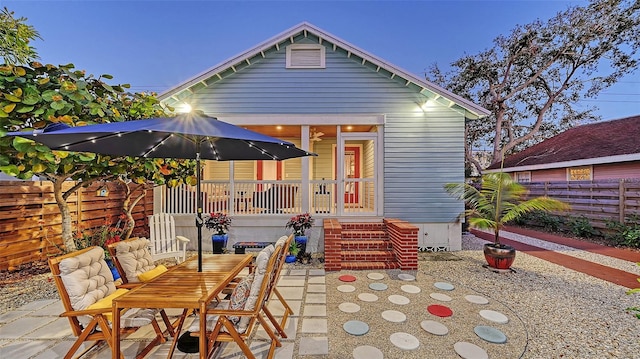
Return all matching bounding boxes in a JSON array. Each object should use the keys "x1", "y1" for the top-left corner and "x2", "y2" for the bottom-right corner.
[
  {"x1": 156, "y1": 22, "x2": 489, "y2": 262},
  {"x1": 485, "y1": 115, "x2": 640, "y2": 182}
]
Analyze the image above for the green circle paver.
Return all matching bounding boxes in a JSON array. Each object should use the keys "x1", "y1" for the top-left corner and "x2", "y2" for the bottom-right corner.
[
  {"x1": 369, "y1": 282, "x2": 388, "y2": 291},
  {"x1": 434, "y1": 282, "x2": 455, "y2": 291},
  {"x1": 344, "y1": 320, "x2": 369, "y2": 336},
  {"x1": 474, "y1": 325, "x2": 507, "y2": 344}
]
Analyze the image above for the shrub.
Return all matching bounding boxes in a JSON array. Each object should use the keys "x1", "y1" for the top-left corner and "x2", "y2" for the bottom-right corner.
[
  {"x1": 513, "y1": 210, "x2": 564, "y2": 232},
  {"x1": 605, "y1": 216, "x2": 640, "y2": 248},
  {"x1": 567, "y1": 216, "x2": 599, "y2": 238}
]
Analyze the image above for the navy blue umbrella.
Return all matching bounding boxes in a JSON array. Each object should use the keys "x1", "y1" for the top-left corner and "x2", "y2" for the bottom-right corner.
[{"x1": 8, "y1": 114, "x2": 315, "y2": 271}]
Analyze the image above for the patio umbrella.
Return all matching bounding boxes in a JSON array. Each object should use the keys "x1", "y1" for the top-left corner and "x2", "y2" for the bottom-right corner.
[{"x1": 8, "y1": 114, "x2": 315, "y2": 271}]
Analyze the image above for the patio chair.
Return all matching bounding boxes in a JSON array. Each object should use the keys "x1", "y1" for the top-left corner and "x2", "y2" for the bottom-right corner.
[
  {"x1": 148, "y1": 213, "x2": 190, "y2": 263},
  {"x1": 107, "y1": 237, "x2": 180, "y2": 335},
  {"x1": 48, "y1": 246, "x2": 167, "y2": 359},
  {"x1": 187, "y1": 244, "x2": 283, "y2": 358},
  {"x1": 261, "y1": 234, "x2": 294, "y2": 338}
]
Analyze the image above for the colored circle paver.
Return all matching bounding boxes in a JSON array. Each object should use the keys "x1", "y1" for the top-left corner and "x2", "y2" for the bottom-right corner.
[
  {"x1": 388, "y1": 294, "x2": 410, "y2": 305},
  {"x1": 339, "y1": 275, "x2": 357, "y2": 282},
  {"x1": 367, "y1": 273, "x2": 385, "y2": 280},
  {"x1": 397, "y1": 273, "x2": 415, "y2": 281},
  {"x1": 358, "y1": 293, "x2": 379, "y2": 302},
  {"x1": 353, "y1": 345, "x2": 383, "y2": 359},
  {"x1": 420, "y1": 320, "x2": 449, "y2": 336},
  {"x1": 454, "y1": 342, "x2": 489, "y2": 359},
  {"x1": 430, "y1": 292, "x2": 452, "y2": 302},
  {"x1": 427, "y1": 304, "x2": 453, "y2": 317},
  {"x1": 401, "y1": 284, "x2": 421, "y2": 294},
  {"x1": 474, "y1": 325, "x2": 507, "y2": 344},
  {"x1": 338, "y1": 285, "x2": 356, "y2": 293},
  {"x1": 382, "y1": 310, "x2": 407, "y2": 323},
  {"x1": 480, "y1": 309, "x2": 509, "y2": 324},
  {"x1": 434, "y1": 282, "x2": 455, "y2": 291},
  {"x1": 390, "y1": 332, "x2": 420, "y2": 350},
  {"x1": 344, "y1": 320, "x2": 369, "y2": 336},
  {"x1": 369, "y1": 282, "x2": 388, "y2": 291},
  {"x1": 465, "y1": 294, "x2": 489, "y2": 304},
  {"x1": 339, "y1": 302, "x2": 361, "y2": 313}
]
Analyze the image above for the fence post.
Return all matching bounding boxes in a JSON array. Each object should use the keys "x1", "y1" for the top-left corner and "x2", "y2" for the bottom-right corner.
[{"x1": 619, "y1": 179, "x2": 625, "y2": 223}]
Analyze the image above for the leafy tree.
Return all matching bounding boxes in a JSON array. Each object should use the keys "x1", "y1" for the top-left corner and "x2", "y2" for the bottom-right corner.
[
  {"x1": 429, "y1": 0, "x2": 640, "y2": 173},
  {"x1": 0, "y1": 62, "x2": 196, "y2": 250},
  {"x1": 445, "y1": 172, "x2": 570, "y2": 245},
  {"x1": 0, "y1": 7, "x2": 40, "y2": 65}
]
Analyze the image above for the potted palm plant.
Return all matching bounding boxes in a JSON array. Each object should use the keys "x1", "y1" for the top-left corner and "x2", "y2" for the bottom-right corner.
[
  {"x1": 445, "y1": 172, "x2": 569, "y2": 270},
  {"x1": 285, "y1": 241, "x2": 300, "y2": 263}
]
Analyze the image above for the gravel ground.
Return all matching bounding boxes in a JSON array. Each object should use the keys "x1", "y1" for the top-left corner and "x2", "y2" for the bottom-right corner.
[{"x1": 2, "y1": 235, "x2": 639, "y2": 358}]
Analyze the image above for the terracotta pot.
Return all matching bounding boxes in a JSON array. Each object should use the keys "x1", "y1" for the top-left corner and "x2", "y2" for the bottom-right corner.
[{"x1": 483, "y1": 243, "x2": 516, "y2": 270}]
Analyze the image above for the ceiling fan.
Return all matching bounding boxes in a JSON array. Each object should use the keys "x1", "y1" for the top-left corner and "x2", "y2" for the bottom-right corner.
[{"x1": 310, "y1": 128, "x2": 324, "y2": 142}]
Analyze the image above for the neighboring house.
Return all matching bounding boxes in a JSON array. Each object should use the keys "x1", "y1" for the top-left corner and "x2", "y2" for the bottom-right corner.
[
  {"x1": 485, "y1": 115, "x2": 640, "y2": 182},
  {"x1": 157, "y1": 22, "x2": 489, "y2": 252}
]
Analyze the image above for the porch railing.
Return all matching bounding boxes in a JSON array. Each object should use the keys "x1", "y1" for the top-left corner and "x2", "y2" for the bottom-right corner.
[{"x1": 160, "y1": 178, "x2": 375, "y2": 216}]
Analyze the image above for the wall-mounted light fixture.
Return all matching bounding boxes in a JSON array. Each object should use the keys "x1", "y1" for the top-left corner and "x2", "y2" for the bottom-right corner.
[{"x1": 176, "y1": 103, "x2": 192, "y2": 114}]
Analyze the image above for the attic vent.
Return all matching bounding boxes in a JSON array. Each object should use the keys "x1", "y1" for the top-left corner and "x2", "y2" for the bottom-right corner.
[{"x1": 286, "y1": 44, "x2": 325, "y2": 69}]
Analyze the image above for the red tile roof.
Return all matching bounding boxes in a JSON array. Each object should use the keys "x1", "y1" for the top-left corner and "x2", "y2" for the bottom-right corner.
[{"x1": 487, "y1": 115, "x2": 640, "y2": 170}]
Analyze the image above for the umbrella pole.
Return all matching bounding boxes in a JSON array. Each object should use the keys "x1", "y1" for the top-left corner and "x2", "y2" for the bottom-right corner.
[{"x1": 196, "y1": 150, "x2": 203, "y2": 272}]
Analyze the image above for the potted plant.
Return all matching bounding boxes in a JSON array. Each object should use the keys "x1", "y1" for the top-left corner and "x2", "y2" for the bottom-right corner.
[
  {"x1": 204, "y1": 212, "x2": 232, "y2": 254},
  {"x1": 285, "y1": 213, "x2": 314, "y2": 257},
  {"x1": 285, "y1": 241, "x2": 299, "y2": 263},
  {"x1": 445, "y1": 172, "x2": 569, "y2": 270}
]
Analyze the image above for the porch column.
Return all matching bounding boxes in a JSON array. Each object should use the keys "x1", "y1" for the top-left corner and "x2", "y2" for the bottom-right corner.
[{"x1": 301, "y1": 126, "x2": 310, "y2": 213}]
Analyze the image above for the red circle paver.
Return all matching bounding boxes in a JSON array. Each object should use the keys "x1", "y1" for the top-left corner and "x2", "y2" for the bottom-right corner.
[
  {"x1": 427, "y1": 304, "x2": 453, "y2": 317},
  {"x1": 339, "y1": 275, "x2": 357, "y2": 282}
]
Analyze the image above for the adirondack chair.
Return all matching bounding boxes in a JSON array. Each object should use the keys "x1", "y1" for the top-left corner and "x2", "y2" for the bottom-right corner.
[
  {"x1": 148, "y1": 213, "x2": 190, "y2": 263},
  {"x1": 48, "y1": 246, "x2": 167, "y2": 359}
]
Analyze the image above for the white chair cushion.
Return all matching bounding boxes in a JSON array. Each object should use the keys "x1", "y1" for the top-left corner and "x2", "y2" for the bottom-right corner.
[
  {"x1": 59, "y1": 247, "x2": 116, "y2": 312},
  {"x1": 237, "y1": 244, "x2": 274, "y2": 333},
  {"x1": 115, "y1": 238, "x2": 155, "y2": 283}
]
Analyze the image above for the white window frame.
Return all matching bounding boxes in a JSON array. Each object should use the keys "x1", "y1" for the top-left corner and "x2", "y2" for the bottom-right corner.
[
  {"x1": 516, "y1": 171, "x2": 531, "y2": 183},
  {"x1": 286, "y1": 44, "x2": 325, "y2": 69}
]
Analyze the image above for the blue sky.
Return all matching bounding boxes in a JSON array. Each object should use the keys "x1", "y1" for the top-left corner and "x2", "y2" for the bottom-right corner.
[{"x1": 5, "y1": 0, "x2": 638, "y2": 121}]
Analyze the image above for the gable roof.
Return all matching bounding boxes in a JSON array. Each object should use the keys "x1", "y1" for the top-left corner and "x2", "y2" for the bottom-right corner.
[
  {"x1": 487, "y1": 115, "x2": 640, "y2": 172},
  {"x1": 158, "y1": 22, "x2": 489, "y2": 119}
]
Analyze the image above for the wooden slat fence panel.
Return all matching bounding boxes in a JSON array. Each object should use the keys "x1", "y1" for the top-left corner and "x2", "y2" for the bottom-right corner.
[
  {"x1": 524, "y1": 179, "x2": 640, "y2": 229},
  {"x1": 0, "y1": 181, "x2": 153, "y2": 271}
]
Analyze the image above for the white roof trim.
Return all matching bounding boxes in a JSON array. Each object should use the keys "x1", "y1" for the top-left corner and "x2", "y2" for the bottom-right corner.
[
  {"x1": 159, "y1": 22, "x2": 490, "y2": 119},
  {"x1": 485, "y1": 153, "x2": 640, "y2": 173}
]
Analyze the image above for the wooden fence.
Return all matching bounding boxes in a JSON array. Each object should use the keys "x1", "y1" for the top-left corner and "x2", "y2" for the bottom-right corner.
[
  {"x1": 0, "y1": 180, "x2": 153, "y2": 271},
  {"x1": 524, "y1": 179, "x2": 640, "y2": 229}
]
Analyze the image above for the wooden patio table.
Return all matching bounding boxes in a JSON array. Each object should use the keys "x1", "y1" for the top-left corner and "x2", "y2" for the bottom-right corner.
[{"x1": 112, "y1": 253, "x2": 253, "y2": 359}]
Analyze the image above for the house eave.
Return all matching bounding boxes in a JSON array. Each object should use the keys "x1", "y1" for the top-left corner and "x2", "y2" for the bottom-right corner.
[
  {"x1": 159, "y1": 22, "x2": 489, "y2": 119},
  {"x1": 485, "y1": 153, "x2": 640, "y2": 173}
]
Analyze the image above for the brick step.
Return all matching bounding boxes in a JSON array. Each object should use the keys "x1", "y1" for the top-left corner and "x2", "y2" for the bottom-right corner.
[
  {"x1": 341, "y1": 230, "x2": 387, "y2": 240},
  {"x1": 340, "y1": 261, "x2": 401, "y2": 270},
  {"x1": 341, "y1": 240, "x2": 391, "y2": 251},
  {"x1": 341, "y1": 250, "x2": 395, "y2": 261},
  {"x1": 341, "y1": 223, "x2": 386, "y2": 231}
]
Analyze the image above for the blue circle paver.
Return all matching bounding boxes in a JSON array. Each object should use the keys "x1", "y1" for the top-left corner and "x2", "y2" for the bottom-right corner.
[
  {"x1": 344, "y1": 320, "x2": 370, "y2": 336},
  {"x1": 474, "y1": 325, "x2": 507, "y2": 344}
]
